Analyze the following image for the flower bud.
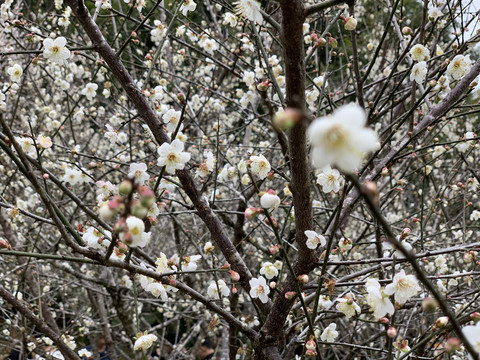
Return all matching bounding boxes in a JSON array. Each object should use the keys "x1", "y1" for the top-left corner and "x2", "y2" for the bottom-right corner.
[
  {"x1": 402, "y1": 26, "x2": 413, "y2": 36},
  {"x1": 379, "y1": 317, "x2": 389, "y2": 324},
  {"x1": 305, "y1": 349, "x2": 317, "y2": 358},
  {"x1": 297, "y1": 274, "x2": 309, "y2": 284},
  {"x1": 344, "y1": 16, "x2": 358, "y2": 31},
  {"x1": 119, "y1": 180, "x2": 133, "y2": 196},
  {"x1": 0, "y1": 238, "x2": 10, "y2": 249},
  {"x1": 328, "y1": 38, "x2": 338, "y2": 48},
  {"x1": 132, "y1": 202, "x2": 148, "y2": 219},
  {"x1": 285, "y1": 291, "x2": 297, "y2": 300},
  {"x1": 317, "y1": 37, "x2": 327, "y2": 46},
  {"x1": 204, "y1": 241, "x2": 215, "y2": 254},
  {"x1": 444, "y1": 338, "x2": 461, "y2": 353},
  {"x1": 434, "y1": 316, "x2": 449, "y2": 329},
  {"x1": 387, "y1": 327, "x2": 397, "y2": 338},
  {"x1": 269, "y1": 244, "x2": 281, "y2": 255},
  {"x1": 470, "y1": 312, "x2": 480, "y2": 322},
  {"x1": 273, "y1": 108, "x2": 302, "y2": 130},
  {"x1": 99, "y1": 203, "x2": 115, "y2": 221},
  {"x1": 400, "y1": 228, "x2": 411, "y2": 239},
  {"x1": 306, "y1": 336, "x2": 316, "y2": 351},
  {"x1": 229, "y1": 270, "x2": 240, "y2": 282},
  {"x1": 422, "y1": 297, "x2": 438, "y2": 313},
  {"x1": 244, "y1": 207, "x2": 262, "y2": 220}
]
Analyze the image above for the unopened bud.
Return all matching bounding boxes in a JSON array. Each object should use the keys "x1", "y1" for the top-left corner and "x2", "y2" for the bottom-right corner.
[
  {"x1": 119, "y1": 180, "x2": 133, "y2": 196},
  {"x1": 297, "y1": 274, "x2": 309, "y2": 284},
  {"x1": 387, "y1": 327, "x2": 397, "y2": 338},
  {"x1": 285, "y1": 291, "x2": 297, "y2": 300}
]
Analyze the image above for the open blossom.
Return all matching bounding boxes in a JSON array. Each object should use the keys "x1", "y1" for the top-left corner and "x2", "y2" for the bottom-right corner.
[
  {"x1": 316, "y1": 166, "x2": 344, "y2": 193},
  {"x1": 365, "y1": 278, "x2": 395, "y2": 319},
  {"x1": 7, "y1": 64, "x2": 22, "y2": 82},
  {"x1": 249, "y1": 276, "x2": 270, "y2": 303},
  {"x1": 250, "y1": 154, "x2": 271, "y2": 179},
  {"x1": 223, "y1": 12, "x2": 237, "y2": 27},
  {"x1": 260, "y1": 190, "x2": 280, "y2": 210},
  {"x1": 462, "y1": 321, "x2": 480, "y2": 354},
  {"x1": 207, "y1": 279, "x2": 230, "y2": 298},
  {"x1": 410, "y1": 61, "x2": 427, "y2": 84},
  {"x1": 123, "y1": 216, "x2": 150, "y2": 248},
  {"x1": 181, "y1": 255, "x2": 201, "y2": 271},
  {"x1": 37, "y1": 135, "x2": 53, "y2": 149},
  {"x1": 234, "y1": 0, "x2": 262, "y2": 24},
  {"x1": 409, "y1": 44, "x2": 430, "y2": 62},
  {"x1": 260, "y1": 262, "x2": 278, "y2": 279},
  {"x1": 305, "y1": 230, "x2": 326, "y2": 250},
  {"x1": 320, "y1": 323, "x2": 339, "y2": 342},
  {"x1": 146, "y1": 282, "x2": 168, "y2": 301},
  {"x1": 162, "y1": 109, "x2": 182, "y2": 133},
  {"x1": 384, "y1": 270, "x2": 421, "y2": 305},
  {"x1": 157, "y1": 139, "x2": 191, "y2": 174},
  {"x1": 128, "y1": 163, "x2": 150, "y2": 184},
  {"x1": 150, "y1": 20, "x2": 166, "y2": 43},
  {"x1": 195, "y1": 150, "x2": 215, "y2": 178},
  {"x1": 447, "y1": 54, "x2": 472, "y2": 80},
  {"x1": 307, "y1": 104, "x2": 378, "y2": 172},
  {"x1": 134, "y1": 333, "x2": 158, "y2": 351},
  {"x1": 81, "y1": 83, "x2": 98, "y2": 101},
  {"x1": 43, "y1": 36, "x2": 70, "y2": 63},
  {"x1": 457, "y1": 131, "x2": 475, "y2": 152},
  {"x1": 428, "y1": 7, "x2": 442, "y2": 19},
  {"x1": 180, "y1": 0, "x2": 196, "y2": 16},
  {"x1": 336, "y1": 292, "x2": 361, "y2": 318}
]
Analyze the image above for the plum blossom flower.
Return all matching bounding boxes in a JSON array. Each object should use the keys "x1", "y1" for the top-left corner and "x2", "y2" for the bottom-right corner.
[
  {"x1": 409, "y1": 44, "x2": 430, "y2": 62},
  {"x1": 384, "y1": 270, "x2": 421, "y2": 305},
  {"x1": 365, "y1": 278, "x2": 395, "y2": 319},
  {"x1": 134, "y1": 333, "x2": 158, "y2": 351},
  {"x1": 462, "y1": 321, "x2": 480, "y2": 354},
  {"x1": 307, "y1": 104, "x2": 378, "y2": 173},
  {"x1": 320, "y1": 323, "x2": 339, "y2": 342},
  {"x1": 305, "y1": 230, "x2": 326, "y2": 250},
  {"x1": 128, "y1": 163, "x2": 150, "y2": 184},
  {"x1": 150, "y1": 20, "x2": 166, "y2": 43},
  {"x1": 43, "y1": 37, "x2": 70, "y2": 63},
  {"x1": 146, "y1": 282, "x2": 168, "y2": 301},
  {"x1": 260, "y1": 190, "x2": 280, "y2": 210},
  {"x1": 447, "y1": 54, "x2": 472, "y2": 80},
  {"x1": 81, "y1": 83, "x2": 98, "y2": 101},
  {"x1": 37, "y1": 135, "x2": 53, "y2": 149},
  {"x1": 181, "y1": 255, "x2": 202, "y2": 271},
  {"x1": 195, "y1": 150, "x2": 215, "y2": 178},
  {"x1": 250, "y1": 154, "x2": 271, "y2": 179},
  {"x1": 336, "y1": 292, "x2": 361, "y2": 318},
  {"x1": 162, "y1": 109, "x2": 182, "y2": 133},
  {"x1": 234, "y1": 0, "x2": 262, "y2": 25},
  {"x1": 410, "y1": 61, "x2": 428, "y2": 84},
  {"x1": 249, "y1": 276, "x2": 270, "y2": 303},
  {"x1": 207, "y1": 279, "x2": 230, "y2": 298},
  {"x1": 316, "y1": 166, "x2": 344, "y2": 193},
  {"x1": 7, "y1": 64, "x2": 22, "y2": 82},
  {"x1": 180, "y1": 0, "x2": 196, "y2": 16},
  {"x1": 260, "y1": 262, "x2": 278, "y2": 279},
  {"x1": 157, "y1": 139, "x2": 191, "y2": 174}
]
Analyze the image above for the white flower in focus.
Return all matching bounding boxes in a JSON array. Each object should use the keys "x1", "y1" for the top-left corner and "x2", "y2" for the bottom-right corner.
[
  {"x1": 195, "y1": 150, "x2": 215, "y2": 178},
  {"x1": 409, "y1": 44, "x2": 430, "y2": 62},
  {"x1": 81, "y1": 82, "x2": 98, "y2": 101},
  {"x1": 157, "y1": 139, "x2": 191, "y2": 174},
  {"x1": 307, "y1": 104, "x2": 378, "y2": 173},
  {"x1": 470, "y1": 210, "x2": 480, "y2": 221},
  {"x1": 304, "y1": 230, "x2": 326, "y2": 250},
  {"x1": 250, "y1": 154, "x2": 271, "y2": 179},
  {"x1": 7, "y1": 64, "x2": 22, "y2": 82},
  {"x1": 336, "y1": 293, "x2": 361, "y2": 318},
  {"x1": 150, "y1": 20, "x2": 166, "y2": 43},
  {"x1": 181, "y1": 255, "x2": 202, "y2": 271},
  {"x1": 134, "y1": 333, "x2": 158, "y2": 351},
  {"x1": 428, "y1": 7, "x2": 442, "y2": 19},
  {"x1": 365, "y1": 278, "x2": 395, "y2": 319},
  {"x1": 162, "y1": 108, "x2": 182, "y2": 133},
  {"x1": 223, "y1": 12, "x2": 237, "y2": 27},
  {"x1": 78, "y1": 349, "x2": 92, "y2": 358},
  {"x1": 260, "y1": 262, "x2": 278, "y2": 279},
  {"x1": 316, "y1": 166, "x2": 344, "y2": 193},
  {"x1": 320, "y1": 323, "x2": 339, "y2": 342},
  {"x1": 249, "y1": 276, "x2": 270, "y2": 303},
  {"x1": 260, "y1": 190, "x2": 280, "y2": 210},
  {"x1": 410, "y1": 61, "x2": 427, "y2": 84},
  {"x1": 180, "y1": 0, "x2": 196, "y2": 16},
  {"x1": 462, "y1": 321, "x2": 480, "y2": 354},
  {"x1": 457, "y1": 131, "x2": 475, "y2": 153},
  {"x1": 43, "y1": 37, "x2": 70, "y2": 63},
  {"x1": 124, "y1": 216, "x2": 145, "y2": 247},
  {"x1": 146, "y1": 282, "x2": 168, "y2": 301},
  {"x1": 313, "y1": 75, "x2": 328, "y2": 88},
  {"x1": 234, "y1": 0, "x2": 262, "y2": 24},
  {"x1": 128, "y1": 163, "x2": 150, "y2": 184},
  {"x1": 384, "y1": 269, "x2": 421, "y2": 305},
  {"x1": 207, "y1": 279, "x2": 230, "y2": 298},
  {"x1": 447, "y1": 54, "x2": 472, "y2": 80}
]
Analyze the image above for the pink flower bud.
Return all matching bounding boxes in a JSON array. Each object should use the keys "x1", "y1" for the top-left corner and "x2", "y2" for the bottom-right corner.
[
  {"x1": 305, "y1": 349, "x2": 317, "y2": 358},
  {"x1": 306, "y1": 337, "x2": 316, "y2": 351},
  {"x1": 379, "y1": 317, "x2": 389, "y2": 324},
  {"x1": 244, "y1": 207, "x2": 262, "y2": 220},
  {"x1": 269, "y1": 244, "x2": 281, "y2": 255},
  {"x1": 400, "y1": 228, "x2": 411, "y2": 239},
  {"x1": 344, "y1": 16, "x2": 358, "y2": 31},
  {"x1": 229, "y1": 270, "x2": 240, "y2": 282},
  {"x1": 387, "y1": 327, "x2": 397, "y2": 338},
  {"x1": 285, "y1": 291, "x2": 297, "y2": 300},
  {"x1": 434, "y1": 316, "x2": 449, "y2": 329},
  {"x1": 297, "y1": 274, "x2": 309, "y2": 284},
  {"x1": 0, "y1": 238, "x2": 10, "y2": 249},
  {"x1": 470, "y1": 312, "x2": 480, "y2": 322}
]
